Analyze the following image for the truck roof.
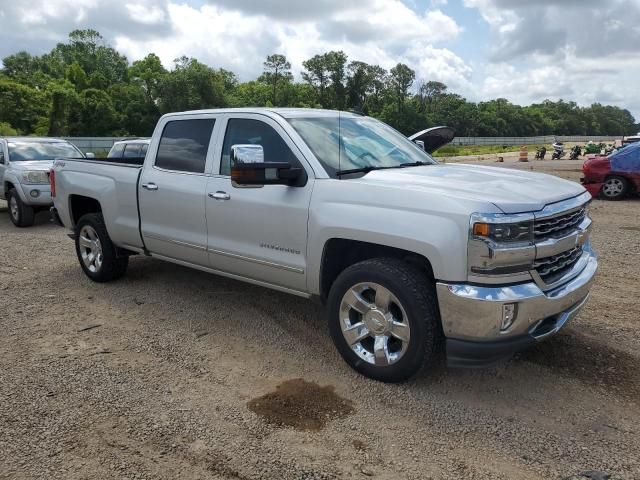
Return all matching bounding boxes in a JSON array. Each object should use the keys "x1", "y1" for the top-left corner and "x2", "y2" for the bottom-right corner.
[
  {"x1": 161, "y1": 107, "x2": 362, "y2": 120},
  {"x1": 1, "y1": 137, "x2": 72, "y2": 143}
]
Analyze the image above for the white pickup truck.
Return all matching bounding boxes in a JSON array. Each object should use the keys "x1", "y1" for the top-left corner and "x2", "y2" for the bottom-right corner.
[{"x1": 51, "y1": 108, "x2": 597, "y2": 382}]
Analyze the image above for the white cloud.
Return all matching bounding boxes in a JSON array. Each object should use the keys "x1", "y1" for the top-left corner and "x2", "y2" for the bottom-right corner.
[
  {"x1": 463, "y1": 0, "x2": 640, "y2": 117},
  {"x1": 115, "y1": 0, "x2": 465, "y2": 83},
  {"x1": 1, "y1": 0, "x2": 638, "y2": 119}
]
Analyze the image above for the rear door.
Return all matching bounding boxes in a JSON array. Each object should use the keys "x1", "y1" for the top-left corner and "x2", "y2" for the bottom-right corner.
[
  {"x1": 205, "y1": 114, "x2": 313, "y2": 292},
  {"x1": 138, "y1": 115, "x2": 218, "y2": 266}
]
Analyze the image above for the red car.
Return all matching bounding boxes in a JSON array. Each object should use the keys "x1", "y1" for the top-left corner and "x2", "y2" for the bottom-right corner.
[{"x1": 582, "y1": 143, "x2": 640, "y2": 200}]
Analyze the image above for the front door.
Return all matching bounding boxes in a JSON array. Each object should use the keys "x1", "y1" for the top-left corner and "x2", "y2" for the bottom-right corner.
[
  {"x1": 139, "y1": 116, "x2": 217, "y2": 266},
  {"x1": 205, "y1": 115, "x2": 313, "y2": 292}
]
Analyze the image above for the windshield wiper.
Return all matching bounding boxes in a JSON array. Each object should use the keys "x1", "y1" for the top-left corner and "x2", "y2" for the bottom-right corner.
[
  {"x1": 398, "y1": 161, "x2": 431, "y2": 168},
  {"x1": 336, "y1": 161, "x2": 431, "y2": 177},
  {"x1": 336, "y1": 165, "x2": 396, "y2": 176}
]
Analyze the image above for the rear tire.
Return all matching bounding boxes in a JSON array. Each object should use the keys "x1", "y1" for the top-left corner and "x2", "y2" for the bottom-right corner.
[
  {"x1": 601, "y1": 176, "x2": 629, "y2": 200},
  {"x1": 327, "y1": 258, "x2": 441, "y2": 383},
  {"x1": 75, "y1": 213, "x2": 128, "y2": 282},
  {"x1": 8, "y1": 189, "x2": 35, "y2": 227}
]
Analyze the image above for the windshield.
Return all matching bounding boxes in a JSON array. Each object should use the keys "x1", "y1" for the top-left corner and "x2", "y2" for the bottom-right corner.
[
  {"x1": 286, "y1": 114, "x2": 436, "y2": 178},
  {"x1": 8, "y1": 141, "x2": 83, "y2": 162}
]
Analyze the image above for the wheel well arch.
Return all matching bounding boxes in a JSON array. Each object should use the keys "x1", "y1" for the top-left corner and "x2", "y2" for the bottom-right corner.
[
  {"x1": 69, "y1": 195, "x2": 102, "y2": 226},
  {"x1": 4, "y1": 181, "x2": 15, "y2": 193},
  {"x1": 319, "y1": 238, "x2": 435, "y2": 302}
]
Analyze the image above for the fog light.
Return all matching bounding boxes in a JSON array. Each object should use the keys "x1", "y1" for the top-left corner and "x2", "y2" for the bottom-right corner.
[
  {"x1": 500, "y1": 303, "x2": 517, "y2": 332},
  {"x1": 30, "y1": 189, "x2": 40, "y2": 198}
]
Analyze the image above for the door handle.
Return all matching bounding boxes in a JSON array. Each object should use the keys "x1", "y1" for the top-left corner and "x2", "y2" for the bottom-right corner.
[
  {"x1": 142, "y1": 183, "x2": 158, "y2": 191},
  {"x1": 208, "y1": 191, "x2": 231, "y2": 201}
]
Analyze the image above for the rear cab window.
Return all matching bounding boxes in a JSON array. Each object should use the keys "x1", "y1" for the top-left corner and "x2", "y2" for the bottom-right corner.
[
  {"x1": 155, "y1": 119, "x2": 216, "y2": 174},
  {"x1": 123, "y1": 144, "x2": 142, "y2": 158},
  {"x1": 108, "y1": 143, "x2": 125, "y2": 159}
]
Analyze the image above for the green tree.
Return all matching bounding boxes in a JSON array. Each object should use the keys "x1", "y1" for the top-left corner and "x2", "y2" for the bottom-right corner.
[
  {"x1": 158, "y1": 56, "x2": 227, "y2": 113},
  {"x1": 68, "y1": 88, "x2": 118, "y2": 136},
  {"x1": 0, "y1": 77, "x2": 48, "y2": 134},
  {"x1": 389, "y1": 63, "x2": 415, "y2": 113},
  {"x1": 0, "y1": 122, "x2": 18, "y2": 135},
  {"x1": 260, "y1": 54, "x2": 293, "y2": 106}
]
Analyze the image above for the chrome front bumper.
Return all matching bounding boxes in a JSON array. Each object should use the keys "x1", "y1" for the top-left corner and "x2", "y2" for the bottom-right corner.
[{"x1": 436, "y1": 246, "x2": 597, "y2": 367}]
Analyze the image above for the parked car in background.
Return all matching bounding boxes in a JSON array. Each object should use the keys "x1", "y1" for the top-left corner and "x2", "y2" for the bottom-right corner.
[
  {"x1": 106, "y1": 139, "x2": 150, "y2": 165},
  {"x1": 51, "y1": 108, "x2": 597, "y2": 382},
  {"x1": 582, "y1": 141, "x2": 640, "y2": 200},
  {"x1": 622, "y1": 134, "x2": 640, "y2": 147},
  {"x1": 0, "y1": 137, "x2": 85, "y2": 227}
]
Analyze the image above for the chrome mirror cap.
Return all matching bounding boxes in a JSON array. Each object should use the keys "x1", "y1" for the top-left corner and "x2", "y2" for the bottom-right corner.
[{"x1": 231, "y1": 144, "x2": 264, "y2": 165}]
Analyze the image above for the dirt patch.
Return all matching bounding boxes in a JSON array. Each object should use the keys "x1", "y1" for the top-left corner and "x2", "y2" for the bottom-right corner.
[
  {"x1": 519, "y1": 331, "x2": 640, "y2": 401},
  {"x1": 352, "y1": 439, "x2": 368, "y2": 451},
  {"x1": 247, "y1": 379, "x2": 354, "y2": 431}
]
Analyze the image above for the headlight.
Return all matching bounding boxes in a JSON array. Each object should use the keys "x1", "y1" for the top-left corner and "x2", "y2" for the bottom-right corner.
[
  {"x1": 468, "y1": 212, "x2": 536, "y2": 277},
  {"x1": 21, "y1": 171, "x2": 49, "y2": 184},
  {"x1": 470, "y1": 213, "x2": 534, "y2": 244}
]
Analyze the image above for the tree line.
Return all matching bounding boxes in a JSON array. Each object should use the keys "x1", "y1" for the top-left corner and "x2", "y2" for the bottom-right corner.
[{"x1": 1, "y1": 30, "x2": 637, "y2": 138}]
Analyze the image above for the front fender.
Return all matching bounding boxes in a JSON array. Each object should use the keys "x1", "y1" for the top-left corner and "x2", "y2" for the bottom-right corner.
[{"x1": 307, "y1": 202, "x2": 469, "y2": 295}]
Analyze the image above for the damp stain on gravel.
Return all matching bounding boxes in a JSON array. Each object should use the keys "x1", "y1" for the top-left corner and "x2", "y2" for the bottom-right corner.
[
  {"x1": 520, "y1": 331, "x2": 640, "y2": 401},
  {"x1": 247, "y1": 378, "x2": 355, "y2": 431}
]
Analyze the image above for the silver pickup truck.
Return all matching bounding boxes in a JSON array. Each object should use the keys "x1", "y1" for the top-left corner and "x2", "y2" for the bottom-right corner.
[{"x1": 51, "y1": 108, "x2": 597, "y2": 382}]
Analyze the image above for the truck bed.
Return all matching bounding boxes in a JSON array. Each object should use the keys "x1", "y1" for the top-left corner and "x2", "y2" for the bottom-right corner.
[{"x1": 53, "y1": 158, "x2": 145, "y2": 250}]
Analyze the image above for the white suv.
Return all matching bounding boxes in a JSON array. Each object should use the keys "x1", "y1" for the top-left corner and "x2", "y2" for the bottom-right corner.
[{"x1": 0, "y1": 137, "x2": 85, "y2": 227}]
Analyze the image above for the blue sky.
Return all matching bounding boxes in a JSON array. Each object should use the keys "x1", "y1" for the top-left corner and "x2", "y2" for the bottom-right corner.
[{"x1": 1, "y1": 0, "x2": 639, "y2": 119}]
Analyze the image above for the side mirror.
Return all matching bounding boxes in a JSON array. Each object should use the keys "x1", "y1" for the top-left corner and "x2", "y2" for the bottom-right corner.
[
  {"x1": 230, "y1": 144, "x2": 302, "y2": 187},
  {"x1": 85, "y1": 152, "x2": 95, "y2": 159},
  {"x1": 414, "y1": 140, "x2": 425, "y2": 151}
]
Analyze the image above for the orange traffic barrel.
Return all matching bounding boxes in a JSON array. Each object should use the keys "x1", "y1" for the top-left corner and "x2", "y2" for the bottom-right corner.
[{"x1": 519, "y1": 145, "x2": 528, "y2": 162}]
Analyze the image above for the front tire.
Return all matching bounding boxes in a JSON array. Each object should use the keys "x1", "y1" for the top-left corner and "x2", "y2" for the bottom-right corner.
[
  {"x1": 327, "y1": 258, "x2": 441, "y2": 382},
  {"x1": 601, "y1": 176, "x2": 629, "y2": 200},
  {"x1": 75, "y1": 213, "x2": 128, "y2": 282},
  {"x1": 8, "y1": 189, "x2": 35, "y2": 227}
]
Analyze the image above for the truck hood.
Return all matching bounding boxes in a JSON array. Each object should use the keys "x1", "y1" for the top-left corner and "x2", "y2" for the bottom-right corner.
[
  {"x1": 357, "y1": 163, "x2": 586, "y2": 214},
  {"x1": 9, "y1": 160, "x2": 55, "y2": 171}
]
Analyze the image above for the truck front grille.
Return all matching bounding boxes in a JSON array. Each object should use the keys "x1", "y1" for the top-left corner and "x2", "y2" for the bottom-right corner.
[
  {"x1": 533, "y1": 246, "x2": 583, "y2": 285},
  {"x1": 534, "y1": 206, "x2": 586, "y2": 240}
]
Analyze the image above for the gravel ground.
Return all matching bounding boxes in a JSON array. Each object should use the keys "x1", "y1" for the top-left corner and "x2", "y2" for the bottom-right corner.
[{"x1": 1, "y1": 161, "x2": 639, "y2": 480}]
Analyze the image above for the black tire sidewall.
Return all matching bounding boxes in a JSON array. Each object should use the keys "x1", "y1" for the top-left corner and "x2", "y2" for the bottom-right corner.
[
  {"x1": 8, "y1": 189, "x2": 34, "y2": 227},
  {"x1": 74, "y1": 213, "x2": 127, "y2": 282},
  {"x1": 327, "y1": 259, "x2": 437, "y2": 382}
]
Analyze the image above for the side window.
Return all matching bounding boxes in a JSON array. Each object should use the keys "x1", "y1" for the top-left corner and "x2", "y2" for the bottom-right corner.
[
  {"x1": 108, "y1": 143, "x2": 125, "y2": 158},
  {"x1": 220, "y1": 119, "x2": 301, "y2": 176},
  {"x1": 140, "y1": 143, "x2": 148, "y2": 156},
  {"x1": 123, "y1": 144, "x2": 141, "y2": 158},
  {"x1": 156, "y1": 119, "x2": 215, "y2": 174},
  {"x1": 0, "y1": 146, "x2": 4, "y2": 164}
]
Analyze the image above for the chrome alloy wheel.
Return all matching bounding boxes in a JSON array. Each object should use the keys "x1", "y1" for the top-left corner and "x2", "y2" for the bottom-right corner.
[
  {"x1": 602, "y1": 178, "x2": 624, "y2": 197},
  {"x1": 339, "y1": 282, "x2": 410, "y2": 366},
  {"x1": 9, "y1": 195, "x2": 19, "y2": 220},
  {"x1": 78, "y1": 225, "x2": 103, "y2": 273}
]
